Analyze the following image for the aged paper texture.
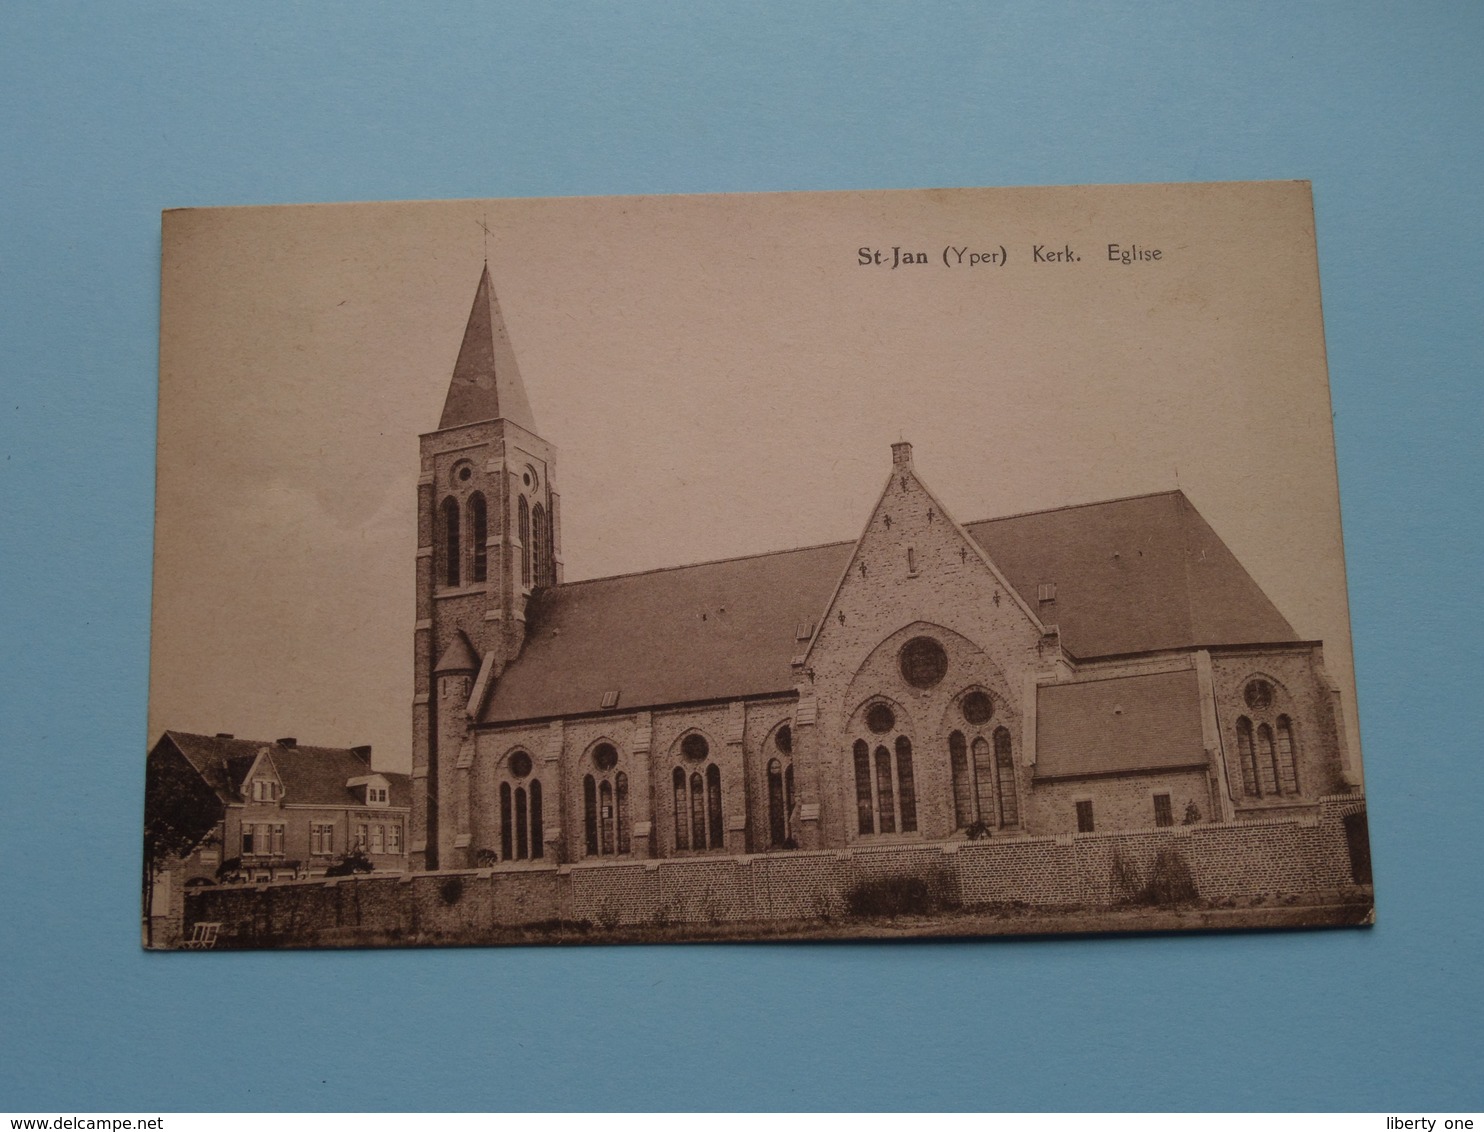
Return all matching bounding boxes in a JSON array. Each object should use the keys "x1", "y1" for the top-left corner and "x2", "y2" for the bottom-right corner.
[{"x1": 146, "y1": 183, "x2": 1371, "y2": 948}]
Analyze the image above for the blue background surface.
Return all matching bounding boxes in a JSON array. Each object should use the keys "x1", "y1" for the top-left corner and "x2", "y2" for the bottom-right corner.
[{"x1": 2, "y1": 2, "x2": 1480, "y2": 1112}]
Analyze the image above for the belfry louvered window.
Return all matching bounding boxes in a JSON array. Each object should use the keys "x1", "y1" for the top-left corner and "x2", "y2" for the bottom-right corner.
[
  {"x1": 517, "y1": 496, "x2": 531, "y2": 586},
  {"x1": 441, "y1": 496, "x2": 460, "y2": 587},
  {"x1": 468, "y1": 492, "x2": 487, "y2": 583}
]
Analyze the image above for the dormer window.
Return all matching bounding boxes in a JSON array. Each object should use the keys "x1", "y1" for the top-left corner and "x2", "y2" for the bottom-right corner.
[
  {"x1": 250, "y1": 779, "x2": 280, "y2": 803},
  {"x1": 368, "y1": 786, "x2": 388, "y2": 804}
]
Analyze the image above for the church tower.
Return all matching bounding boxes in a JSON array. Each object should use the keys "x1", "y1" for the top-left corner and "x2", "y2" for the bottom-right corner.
[{"x1": 409, "y1": 266, "x2": 561, "y2": 871}]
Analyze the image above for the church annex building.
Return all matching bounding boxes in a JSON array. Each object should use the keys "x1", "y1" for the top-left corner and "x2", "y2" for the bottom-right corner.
[{"x1": 408, "y1": 266, "x2": 1371, "y2": 900}]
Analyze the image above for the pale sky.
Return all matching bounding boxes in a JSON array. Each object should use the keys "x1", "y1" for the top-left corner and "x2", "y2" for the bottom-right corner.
[{"x1": 151, "y1": 182, "x2": 1360, "y2": 773}]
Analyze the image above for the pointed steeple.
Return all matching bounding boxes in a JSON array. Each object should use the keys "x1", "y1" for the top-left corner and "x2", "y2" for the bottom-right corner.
[{"x1": 438, "y1": 265, "x2": 537, "y2": 432}]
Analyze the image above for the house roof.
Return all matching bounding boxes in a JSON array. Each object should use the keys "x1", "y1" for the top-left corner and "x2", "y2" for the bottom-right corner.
[
  {"x1": 161, "y1": 732, "x2": 412, "y2": 809},
  {"x1": 480, "y1": 489, "x2": 1298, "y2": 725},
  {"x1": 438, "y1": 264, "x2": 537, "y2": 432},
  {"x1": 1034, "y1": 669, "x2": 1209, "y2": 779}
]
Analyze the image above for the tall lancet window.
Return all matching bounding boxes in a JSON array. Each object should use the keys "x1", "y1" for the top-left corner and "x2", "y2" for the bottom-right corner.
[
  {"x1": 532, "y1": 503, "x2": 548, "y2": 586},
  {"x1": 517, "y1": 496, "x2": 531, "y2": 587},
  {"x1": 468, "y1": 493, "x2": 487, "y2": 583},
  {"x1": 440, "y1": 496, "x2": 461, "y2": 588}
]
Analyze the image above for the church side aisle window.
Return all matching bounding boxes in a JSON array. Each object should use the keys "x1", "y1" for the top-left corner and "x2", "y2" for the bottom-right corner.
[
  {"x1": 440, "y1": 497, "x2": 460, "y2": 588},
  {"x1": 766, "y1": 726, "x2": 796, "y2": 849},
  {"x1": 1234, "y1": 679, "x2": 1301, "y2": 800},
  {"x1": 583, "y1": 743, "x2": 630, "y2": 857},
  {"x1": 672, "y1": 734, "x2": 724, "y2": 852},
  {"x1": 499, "y1": 751, "x2": 543, "y2": 861}
]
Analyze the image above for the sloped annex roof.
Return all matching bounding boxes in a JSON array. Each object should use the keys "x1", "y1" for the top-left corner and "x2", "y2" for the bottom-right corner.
[
  {"x1": 481, "y1": 490, "x2": 1298, "y2": 725},
  {"x1": 160, "y1": 732, "x2": 412, "y2": 809},
  {"x1": 1035, "y1": 669, "x2": 1208, "y2": 779}
]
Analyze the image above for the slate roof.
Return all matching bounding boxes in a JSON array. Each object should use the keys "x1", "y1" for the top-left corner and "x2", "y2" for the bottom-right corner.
[
  {"x1": 1034, "y1": 669, "x2": 1209, "y2": 779},
  {"x1": 161, "y1": 732, "x2": 412, "y2": 809},
  {"x1": 481, "y1": 490, "x2": 1298, "y2": 725},
  {"x1": 438, "y1": 265, "x2": 537, "y2": 432}
]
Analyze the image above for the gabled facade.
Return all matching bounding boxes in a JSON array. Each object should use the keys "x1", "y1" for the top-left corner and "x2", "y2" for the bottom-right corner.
[
  {"x1": 148, "y1": 731, "x2": 412, "y2": 883},
  {"x1": 410, "y1": 270, "x2": 1362, "y2": 873}
]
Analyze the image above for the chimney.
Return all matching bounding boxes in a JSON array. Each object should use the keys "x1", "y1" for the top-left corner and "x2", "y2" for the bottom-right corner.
[
  {"x1": 351, "y1": 745, "x2": 372, "y2": 763},
  {"x1": 276, "y1": 737, "x2": 298, "y2": 748},
  {"x1": 891, "y1": 441, "x2": 913, "y2": 470}
]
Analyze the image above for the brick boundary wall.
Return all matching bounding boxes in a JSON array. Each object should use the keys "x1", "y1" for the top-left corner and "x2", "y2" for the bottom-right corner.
[{"x1": 176, "y1": 797, "x2": 1368, "y2": 946}]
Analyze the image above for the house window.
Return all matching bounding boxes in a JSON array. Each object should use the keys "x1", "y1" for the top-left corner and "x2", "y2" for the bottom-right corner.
[
  {"x1": 387, "y1": 824, "x2": 402, "y2": 854},
  {"x1": 1076, "y1": 800, "x2": 1095, "y2": 833},
  {"x1": 517, "y1": 495, "x2": 531, "y2": 586},
  {"x1": 310, "y1": 823, "x2": 334, "y2": 855},
  {"x1": 1153, "y1": 794, "x2": 1173, "y2": 828},
  {"x1": 766, "y1": 757, "x2": 796, "y2": 848},
  {"x1": 499, "y1": 778, "x2": 544, "y2": 861},
  {"x1": 356, "y1": 823, "x2": 368, "y2": 850},
  {"x1": 441, "y1": 496, "x2": 461, "y2": 587},
  {"x1": 367, "y1": 785, "x2": 388, "y2": 804},
  {"x1": 250, "y1": 778, "x2": 280, "y2": 802},
  {"x1": 671, "y1": 737, "x2": 724, "y2": 852},
  {"x1": 369, "y1": 824, "x2": 386, "y2": 854},
  {"x1": 242, "y1": 822, "x2": 285, "y2": 856},
  {"x1": 468, "y1": 492, "x2": 488, "y2": 583}
]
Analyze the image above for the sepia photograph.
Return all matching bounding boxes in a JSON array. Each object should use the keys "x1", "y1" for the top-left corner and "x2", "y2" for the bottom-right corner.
[{"x1": 145, "y1": 181, "x2": 1373, "y2": 949}]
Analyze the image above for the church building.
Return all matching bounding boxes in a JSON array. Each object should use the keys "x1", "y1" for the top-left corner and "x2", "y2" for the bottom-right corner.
[{"x1": 409, "y1": 267, "x2": 1361, "y2": 874}]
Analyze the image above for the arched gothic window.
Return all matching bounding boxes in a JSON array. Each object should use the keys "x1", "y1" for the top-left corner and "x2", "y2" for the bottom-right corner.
[
  {"x1": 672, "y1": 735, "x2": 724, "y2": 852},
  {"x1": 582, "y1": 743, "x2": 630, "y2": 858},
  {"x1": 946, "y1": 694, "x2": 1018, "y2": 831},
  {"x1": 1234, "y1": 678, "x2": 1301, "y2": 799},
  {"x1": 994, "y1": 727, "x2": 1018, "y2": 826},
  {"x1": 532, "y1": 503, "x2": 548, "y2": 587},
  {"x1": 517, "y1": 496, "x2": 531, "y2": 587},
  {"x1": 766, "y1": 725, "x2": 796, "y2": 848},
  {"x1": 498, "y1": 762, "x2": 543, "y2": 861},
  {"x1": 851, "y1": 710, "x2": 918, "y2": 836},
  {"x1": 468, "y1": 493, "x2": 487, "y2": 583},
  {"x1": 440, "y1": 496, "x2": 461, "y2": 588}
]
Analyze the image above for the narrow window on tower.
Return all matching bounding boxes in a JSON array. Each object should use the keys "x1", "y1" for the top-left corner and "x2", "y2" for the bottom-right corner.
[
  {"x1": 517, "y1": 496, "x2": 531, "y2": 586},
  {"x1": 441, "y1": 496, "x2": 461, "y2": 588},
  {"x1": 532, "y1": 503, "x2": 548, "y2": 586},
  {"x1": 468, "y1": 493, "x2": 487, "y2": 583}
]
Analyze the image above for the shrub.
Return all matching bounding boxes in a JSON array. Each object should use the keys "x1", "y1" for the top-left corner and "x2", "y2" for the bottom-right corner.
[
  {"x1": 845, "y1": 872, "x2": 955, "y2": 918},
  {"x1": 474, "y1": 848, "x2": 500, "y2": 866},
  {"x1": 1182, "y1": 801, "x2": 1203, "y2": 825},
  {"x1": 1109, "y1": 849, "x2": 1144, "y2": 904},
  {"x1": 325, "y1": 849, "x2": 374, "y2": 877},
  {"x1": 964, "y1": 820, "x2": 993, "y2": 841},
  {"x1": 1142, "y1": 848, "x2": 1198, "y2": 906},
  {"x1": 438, "y1": 875, "x2": 465, "y2": 905}
]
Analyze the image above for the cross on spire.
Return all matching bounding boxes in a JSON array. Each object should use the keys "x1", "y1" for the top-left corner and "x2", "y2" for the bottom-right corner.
[{"x1": 476, "y1": 213, "x2": 493, "y2": 264}]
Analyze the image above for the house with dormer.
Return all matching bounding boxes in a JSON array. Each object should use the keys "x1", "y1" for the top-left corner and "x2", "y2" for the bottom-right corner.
[
  {"x1": 146, "y1": 732, "x2": 411, "y2": 883},
  {"x1": 409, "y1": 267, "x2": 1365, "y2": 876}
]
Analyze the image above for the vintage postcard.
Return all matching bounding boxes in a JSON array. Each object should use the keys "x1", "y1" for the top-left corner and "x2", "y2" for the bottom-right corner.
[{"x1": 145, "y1": 182, "x2": 1372, "y2": 949}]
